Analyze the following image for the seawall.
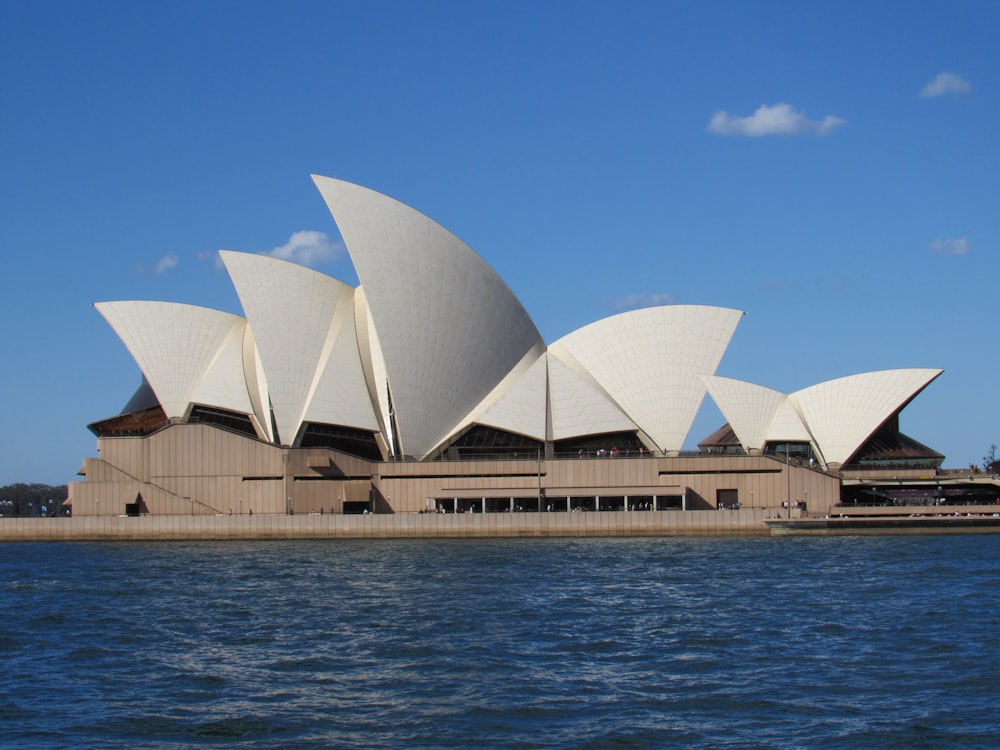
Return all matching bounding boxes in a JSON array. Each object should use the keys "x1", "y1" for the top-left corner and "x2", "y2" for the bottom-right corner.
[{"x1": 0, "y1": 509, "x2": 770, "y2": 541}]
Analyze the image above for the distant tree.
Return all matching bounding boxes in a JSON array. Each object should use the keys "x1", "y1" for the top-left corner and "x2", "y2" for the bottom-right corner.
[
  {"x1": 0, "y1": 483, "x2": 68, "y2": 517},
  {"x1": 985, "y1": 444, "x2": 999, "y2": 474}
]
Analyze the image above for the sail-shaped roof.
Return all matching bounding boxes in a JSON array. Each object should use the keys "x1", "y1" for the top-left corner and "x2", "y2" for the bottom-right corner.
[
  {"x1": 93, "y1": 175, "x2": 943, "y2": 469},
  {"x1": 701, "y1": 375, "x2": 786, "y2": 452},
  {"x1": 704, "y1": 369, "x2": 944, "y2": 468},
  {"x1": 551, "y1": 306, "x2": 743, "y2": 452},
  {"x1": 95, "y1": 301, "x2": 252, "y2": 420},
  {"x1": 312, "y1": 175, "x2": 545, "y2": 458},
  {"x1": 220, "y1": 250, "x2": 372, "y2": 446},
  {"x1": 790, "y1": 368, "x2": 943, "y2": 467}
]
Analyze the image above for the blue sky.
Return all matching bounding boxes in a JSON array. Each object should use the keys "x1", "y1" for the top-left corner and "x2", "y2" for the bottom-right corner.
[{"x1": 2, "y1": 1, "x2": 998, "y2": 486}]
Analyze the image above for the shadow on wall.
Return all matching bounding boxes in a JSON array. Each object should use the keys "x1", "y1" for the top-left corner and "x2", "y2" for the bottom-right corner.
[
  {"x1": 371, "y1": 486, "x2": 395, "y2": 514},
  {"x1": 685, "y1": 491, "x2": 712, "y2": 510}
]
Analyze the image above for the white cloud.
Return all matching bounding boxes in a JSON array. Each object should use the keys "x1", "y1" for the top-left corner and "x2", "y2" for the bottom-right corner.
[
  {"x1": 921, "y1": 73, "x2": 971, "y2": 98},
  {"x1": 613, "y1": 292, "x2": 676, "y2": 312},
  {"x1": 930, "y1": 237, "x2": 970, "y2": 256},
  {"x1": 136, "y1": 253, "x2": 180, "y2": 275},
  {"x1": 263, "y1": 230, "x2": 343, "y2": 267},
  {"x1": 153, "y1": 254, "x2": 180, "y2": 274},
  {"x1": 707, "y1": 102, "x2": 846, "y2": 137}
]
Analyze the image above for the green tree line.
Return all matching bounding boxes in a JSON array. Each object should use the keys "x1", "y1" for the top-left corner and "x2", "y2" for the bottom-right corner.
[{"x1": 0, "y1": 483, "x2": 69, "y2": 517}]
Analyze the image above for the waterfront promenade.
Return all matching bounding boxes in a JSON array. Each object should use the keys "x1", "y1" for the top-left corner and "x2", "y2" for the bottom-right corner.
[{"x1": 0, "y1": 509, "x2": 770, "y2": 541}]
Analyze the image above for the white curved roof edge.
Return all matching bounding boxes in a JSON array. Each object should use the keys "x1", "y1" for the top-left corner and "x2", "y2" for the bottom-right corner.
[
  {"x1": 547, "y1": 344, "x2": 639, "y2": 441},
  {"x1": 188, "y1": 318, "x2": 256, "y2": 419},
  {"x1": 95, "y1": 300, "x2": 252, "y2": 421},
  {"x1": 701, "y1": 375, "x2": 787, "y2": 452},
  {"x1": 766, "y1": 399, "x2": 813, "y2": 444},
  {"x1": 242, "y1": 326, "x2": 273, "y2": 442},
  {"x1": 433, "y1": 344, "x2": 550, "y2": 452},
  {"x1": 220, "y1": 250, "x2": 360, "y2": 446},
  {"x1": 789, "y1": 367, "x2": 944, "y2": 467},
  {"x1": 552, "y1": 305, "x2": 744, "y2": 452},
  {"x1": 303, "y1": 286, "x2": 381, "y2": 433},
  {"x1": 312, "y1": 175, "x2": 545, "y2": 458},
  {"x1": 354, "y1": 288, "x2": 393, "y2": 452}
]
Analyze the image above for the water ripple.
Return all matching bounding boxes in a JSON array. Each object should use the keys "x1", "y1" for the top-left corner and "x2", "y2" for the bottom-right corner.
[{"x1": 1, "y1": 536, "x2": 999, "y2": 748}]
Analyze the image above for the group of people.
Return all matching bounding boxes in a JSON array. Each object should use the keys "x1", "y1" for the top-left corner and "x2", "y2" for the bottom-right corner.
[{"x1": 583, "y1": 447, "x2": 647, "y2": 458}]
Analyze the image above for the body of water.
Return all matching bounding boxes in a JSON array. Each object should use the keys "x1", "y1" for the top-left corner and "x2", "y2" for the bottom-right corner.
[{"x1": 1, "y1": 535, "x2": 998, "y2": 748}]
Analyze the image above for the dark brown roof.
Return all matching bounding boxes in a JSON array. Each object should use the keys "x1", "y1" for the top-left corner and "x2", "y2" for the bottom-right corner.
[{"x1": 698, "y1": 423, "x2": 741, "y2": 448}]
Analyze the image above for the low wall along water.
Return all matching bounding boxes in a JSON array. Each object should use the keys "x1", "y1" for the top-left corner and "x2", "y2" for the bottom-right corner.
[{"x1": 0, "y1": 509, "x2": 770, "y2": 541}]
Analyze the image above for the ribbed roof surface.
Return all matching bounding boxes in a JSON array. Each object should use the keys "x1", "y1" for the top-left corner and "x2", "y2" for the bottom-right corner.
[
  {"x1": 701, "y1": 375, "x2": 786, "y2": 452},
  {"x1": 94, "y1": 175, "x2": 943, "y2": 466},
  {"x1": 95, "y1": 301, "x2": 252, "y2": 420},
  {"x1": 790, "y1": 368, "x2": 943, "y2": 466},
  {"x1": 221, "y1": 251, "x2": 368, "y2": 445},
  {"x1": 704, "y1": 369, "x2": 943, "y2": 468},
  {"x1": 551, "y1": 306, "x2": 743, "y2": 452},
  {"x1": 312, "y1": 176, "x2": 545, "y2": 458}
]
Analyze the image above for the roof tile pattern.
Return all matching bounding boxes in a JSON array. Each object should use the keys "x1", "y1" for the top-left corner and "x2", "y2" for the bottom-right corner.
[
  {"x1": 790, "y1": 368, "x2": 943, "y2": 466},
  {"x1": 95, "y1": 301, "x2": 251, "y2": 420},
  {"x1": 95, "y1": 176, "x2": 942, "y2": 465},
  {"x1": 312, "y1": 176, "x2": 545, "y2": 458},
  {"x1": 701, "y1": 376, "x2": 786, "y2": 451},
  {"x1": 552, "y1": 306, "x2": 743, "y2": 452},
  {"x1": 704, "y1": 368, "x2": 943, "y2": 467},
  {"x1": 221, "y1": 251, "x2": 359, "y2": 446}
]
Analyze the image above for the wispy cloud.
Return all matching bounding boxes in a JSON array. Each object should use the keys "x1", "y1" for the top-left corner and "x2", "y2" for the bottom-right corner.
[
  {"x1": 920, "y1": 73, "x2": 971, "y2": 98},
  {"x1": 613, "y1": 292, "x2": 676, "y2": 312},
  {"x1": 197, "y1": 249, "x2": 225, "y2": 270},
  {"x1": 154, "y1": 254, "x2": 180, "y2": 274},
  {"x1": 136, "y1": 253, "x2": 180, "y2": 275},
  {"x1": 707, "y1": 103, "x2": 846, "y2": 137},
  {"x1": 930, "y1": 237, "x2": 970, "y2": 256},
  {"x1": 264, "y1": 230, "x2": 344, "y2": 267}
]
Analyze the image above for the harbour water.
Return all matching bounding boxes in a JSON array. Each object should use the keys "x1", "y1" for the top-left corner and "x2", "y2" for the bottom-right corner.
[{"x1": 2, "y1": 535, "x2": 998, "y2": 748}]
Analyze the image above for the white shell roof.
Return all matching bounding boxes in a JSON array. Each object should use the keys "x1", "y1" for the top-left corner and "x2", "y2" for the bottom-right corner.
[
  {"x1": 312, "y1": 175, "x2": 545, "y2": 458},
  {"x1": 789, "y1": 368, "x2": 943, "y2": 467},
  {"x1": 303, "y1": 298, "x2": 380, "y2": 433},
  {"x1": 189, "y1": 321, "x2": 257, "y2": 419},
  {"x1": 546, "y1": 350, "x2": 637, "y2": 440},
  {"x1": 455, "y1": 345, "x2": 549, "y2": 443},
  {"x1": 95, "y1": 176, "x2": 944, "y2": 466},
  {"x1": 220, "y1": 250, "x2": 377, "y2": 446},
  {"x1": 704, "y1": 368, "x2": 943, "y2": 467},
  {"x1": 95, "y1": 301, "x2": 252, "y2": 420},
  {"x1": 701, "y1": 375, "x2": 786, "y2": 452},
  {"x1": 550, "y1": 305, "x2": 743, "y2": 452},
  {"x1": 766, "y1": 399, "x2": 812, "y2": 442}
]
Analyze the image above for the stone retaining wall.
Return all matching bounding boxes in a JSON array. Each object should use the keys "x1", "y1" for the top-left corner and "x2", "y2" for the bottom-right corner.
[{"x1": 0, "y1": 509, "x2": 769, "y2": 541}]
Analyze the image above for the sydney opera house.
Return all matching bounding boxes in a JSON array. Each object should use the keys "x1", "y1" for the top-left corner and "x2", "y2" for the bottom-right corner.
[{"x1": 69, "y1": 176, "x2": 962, "y2": 519}]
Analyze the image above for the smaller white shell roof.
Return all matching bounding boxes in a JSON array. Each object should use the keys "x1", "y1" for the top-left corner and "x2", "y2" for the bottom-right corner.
[
  {"x1": 95, "y1": 301, "x2": 251, "y2": 420},
  {"x1": 304, "y1": 311, "x2": 381, "y2": 432},
  {"x1": 790, "y1": 368, "x2": 943, "y2": 466},
  {"x1": 454, "y1": 346, "x2": 549, "y2": 444},
  {"x1": 552, "y1": 305, "x2": 744, "y2": 452},
  {"x1": 189, "y1": 322, "x2": 256, "y2": 418},
  {"x1": 221, "y1": 250, "x2": 364, "y2": 446},
  {"x1": 705, "y1": 369, "x2": 942, "y2": 466},
  {"x1": 546, "y1": 350, "x2": 637, "y2": 440},
  {"x1": 766, "y1": 400, "x2": 812, "y2": 443},
  {"x1": 701, "y1": 375, "x2": 786, "y2": 452}
]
